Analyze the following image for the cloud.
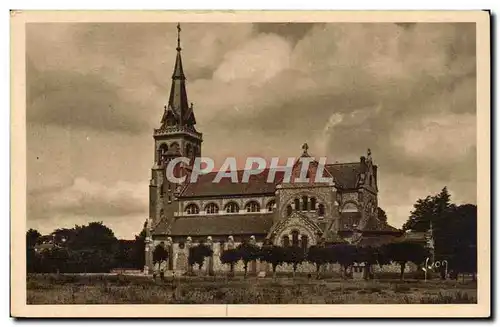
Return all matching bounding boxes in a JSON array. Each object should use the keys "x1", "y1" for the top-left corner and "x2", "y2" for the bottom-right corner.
[
  {"x1": 213, "y1": 33, "x2": 292, "y2": 85},
  {"x1": 28, "y1": 177, "x2": 148, "y2": 237},
  {"x1": 26, "y1": 23, "x2": 255, "y2": 134},
  {"x1": 392, "y1": 113, "x2": 476, "y2": 161},
  {"x1": 27, "y1": 65, "x2": 151, "y2": 134}
]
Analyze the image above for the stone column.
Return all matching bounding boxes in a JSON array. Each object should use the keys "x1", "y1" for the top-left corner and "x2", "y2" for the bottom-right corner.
[
  {"x1": 144, "y1": 237, "x2": 153, "y2": 274},
  {"x1": 227, "y1": 236, "x2": 235, "y2": 249},
  {"x1": 166, "y1": 237, "x2": 173, "y2": 271},
  {"x1": 249, "y1": 235, "x2": 257, "y2": 276},
  {"x1": 206, "y1": 236, "x2": 214, "y2": 276},
  {"x1": 186, "y1": 236, "x2": 193, "y2": 275},
  {"x1": 143, "y1": 219, "x2": 153, "y2": 274}
]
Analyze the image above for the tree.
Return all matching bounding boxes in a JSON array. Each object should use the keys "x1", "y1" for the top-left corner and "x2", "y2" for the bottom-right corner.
[
  {"x1": 307, "y1": 245, "x2": 328, "y2": 279},
  {"x1": 68, "y1": 222, "x2": 118, "y2": 253},
  {"x1": 40, "y1": 247, "x2": 70, "y2": 273},
  {"x1": 26, "y1": 229, "x2": 41, "y2": 249},
  {"x1": 51, "y1": 228, "x2": 76, "y2": 246},
  {"x1": 283, "y1": 246, "x2": 305, "y2": 278},
  {"x1": 330, "y1": 244, "x2": 357, "y2": 279},
  {"x1": 237, "y1": 242, "x2": 261, "y2": 278},
  {"x1": 383, "y1": 241, "x2": 429, "y2": 280},
  {"x1": 26, "y1": 248, "x2": 38, "y2": 273},
  {"x1": 377, "y1": 207, "x2": 388, "y2": 223},
  {"x1": 446, "y1": 204, "x2": 477, "y2": 279},
  {"x1": 26, "y1": 229, "x2": 41, "y2": 273},
  {"x1": 356, "y1": 246, "x2": 378, "y2": 280},
  {"x1": 260, "y1": 245, "x2": 285, "y2": 279},
  {"x1": 131, "y1": 228, "x2": 147, "y2": 270},
  {"x1": 152, "y1": 242, "x2": 169, "y2": 280},
  {"x1": 188, "y1": 243, "x2": 213, "y2": 274},
  {"x1": 403, "y1": 196, "x2": 436, "y2": 232},
  {"x1": 220, "y1": 248, "x2": 240, "y2": 277}
]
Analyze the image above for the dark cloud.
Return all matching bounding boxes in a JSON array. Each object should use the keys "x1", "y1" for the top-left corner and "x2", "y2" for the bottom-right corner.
[{"x1": 27, "y1": 63, "x2": 152, "y2": 134}]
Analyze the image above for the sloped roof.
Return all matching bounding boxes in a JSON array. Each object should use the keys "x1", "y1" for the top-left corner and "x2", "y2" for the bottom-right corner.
[
  {"x1": 152, "y1": 213, "x2": 274, "y2": 236},
  {"x1": 323, "y1": 228, "x2": 348, "y2": 244},
  {"x1": 356, "y1": 235, "x2": 400, "y2": 247},
  {"x1": 365, "y1": 218, "x2": 400, "y2": 233},
  {"x1": 180, "y1": 169, "x2": 284, "y2": 198},
  {"x1": 180, "y1": 161, "x2": 364, "y2": 198},
  {"x1": 325, "y1": 163, "x2": 362, "y2": 189},
  {"x1": 339, "y1": 211, "x2": 400, "y2": 233}
]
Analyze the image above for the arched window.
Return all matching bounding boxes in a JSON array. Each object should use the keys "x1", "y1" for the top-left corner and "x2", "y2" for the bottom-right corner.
[
  {"x1": 301, "y1": 235, "x2": 309, "y2": 250},
  {"x1": 310, "y1": 197, "x2": 317, "y2": 211},
  {"x1": 245, "y1": 201, "x2": 260, "y2": 213},
  {"x1": 205, "y1": 203, "x2": 219, "y2": 214},
  {"x1": 166, "y1": 112, "x2": 176, "y2": 126},
  {"x1": 318, "y1": 204, "x2": 325, "y2": 217},
  {"x1": 286, "y1": 205, "x2": 293, "y2": 216},
  {"x1": 292, "y1": 230, "x2": 299, "y2": 247},
  {"x1": 294, "y1": 198, "x2": 300, "y2": 210},
  {"x1": 302, "y1": 196, "x2": 308, "y2": 211},
  {"x1": 185, "y1": 203, "x2": 199, "y2": 215},
  {"x1": 266, "y1": 200, "x2": 276, "y2": 212},
  {"x1": 170, "y1": 142, "x2": 180, "y2": 154},
  {"x1": 157, "y1": 143, "x2": 168, "y2": 164},
  {"x1": 224, "y1": 202, "x2": 239, "y2": 213},
  {"x1": 282, "y1": 235, "x2": 290, "y2": 247},
  {"x1": 193, "y1": 145, "x2": 199, "y2": 157},
  {"x1": 186, "y1": 143, "x2": 192, "y2": 159},
  {"x1": 342, "y1": 202, "x2": 358, "y2": 212}
]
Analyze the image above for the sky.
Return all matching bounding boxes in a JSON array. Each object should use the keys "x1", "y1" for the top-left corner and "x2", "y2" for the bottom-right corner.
[{"x1": 26, "y1": 22, "x2": 477, "y2": 239}]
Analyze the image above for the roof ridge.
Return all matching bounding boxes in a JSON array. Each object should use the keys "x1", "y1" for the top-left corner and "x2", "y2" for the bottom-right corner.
[{"x1": 326, "y1": 162, "x2": 360, "y2": 166}]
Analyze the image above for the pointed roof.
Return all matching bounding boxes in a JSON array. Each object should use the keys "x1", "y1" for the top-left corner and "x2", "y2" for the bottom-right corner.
[{"x1": 163, "y1": 23, "x2": 196, "y2": 127}]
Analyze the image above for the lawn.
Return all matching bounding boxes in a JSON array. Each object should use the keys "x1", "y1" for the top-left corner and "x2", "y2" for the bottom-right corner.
[{"x1": 26, "y1": 273, "x2": 477, "y2": 304}]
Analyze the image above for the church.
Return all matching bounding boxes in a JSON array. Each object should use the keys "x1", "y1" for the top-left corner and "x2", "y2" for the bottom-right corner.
[{"x1": 143, "y1": 25, "x2": 406, "y2": 274}]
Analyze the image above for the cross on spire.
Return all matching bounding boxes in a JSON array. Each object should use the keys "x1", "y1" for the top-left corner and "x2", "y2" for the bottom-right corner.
[{"x1": 176, "y1": 23, "x2": 182, "y2": 51}]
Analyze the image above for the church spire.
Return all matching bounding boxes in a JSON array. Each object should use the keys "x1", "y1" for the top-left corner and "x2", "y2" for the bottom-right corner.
[
  {"x1": 171, "y1": 23, "x2": 185, "y2": 80},
  {"x1": 164, "y1": 23, "x2": 195, "y2": 127}
]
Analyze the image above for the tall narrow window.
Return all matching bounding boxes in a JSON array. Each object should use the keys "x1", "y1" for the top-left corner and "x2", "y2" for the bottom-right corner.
[
  {"x1": 291, "y1": 230, "x2": 299, "y2": 247},
  {"x1": 302, "y1": 196, "x2": 308, "y2": 211},
  {"x1": 294, "y1": 198, "x2": 300, "y2": 210},
  {"x1": 158, "y1": 144, "x2": 168, "y2": 165},
  {"x1": 286, "y1": 205, "x2": 293, "y2": 216},
  {"x1": 310, "y1": 197, "x2": 317, "y2": 211},
  {"x1": 318, "y1": 204, "x2": 325, "y2": 217},
  {"x1": 266, "y1": 200, "x2": 276, "y2": 212},
  {"x1": 282, "y1": 235, "x2": 290, "y2": 247},
  {"x1": 301, "y1": 235, "x2": 309, "y2": 250}
]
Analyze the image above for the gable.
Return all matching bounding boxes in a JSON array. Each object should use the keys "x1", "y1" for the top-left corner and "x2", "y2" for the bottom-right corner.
[
  {"x1": 325, "y1": 163, "x2": 362, "y2": 189},
  {"x1": 267, "y1": 211, "x2": 322, "y2": 239}
]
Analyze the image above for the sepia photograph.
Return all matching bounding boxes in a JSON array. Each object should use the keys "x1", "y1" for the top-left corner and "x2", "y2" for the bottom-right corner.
[{"x1": 10, "y1": 10, "x2": 490, "y2": 318}]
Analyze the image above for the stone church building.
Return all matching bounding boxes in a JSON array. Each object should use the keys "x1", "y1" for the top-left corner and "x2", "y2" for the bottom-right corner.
[{"x1": 143, "y1": 25, "x2": 407, "y2": 275}]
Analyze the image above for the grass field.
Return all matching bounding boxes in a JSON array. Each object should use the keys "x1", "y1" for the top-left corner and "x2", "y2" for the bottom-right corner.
[{"x1": 26, "y1": 273, "x2": 477, "y2": 304}]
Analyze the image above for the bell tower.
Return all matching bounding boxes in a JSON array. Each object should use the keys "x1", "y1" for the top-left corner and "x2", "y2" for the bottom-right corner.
[{"x1": 149, "y1": 23, "x2": 203, "y2": 229}]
